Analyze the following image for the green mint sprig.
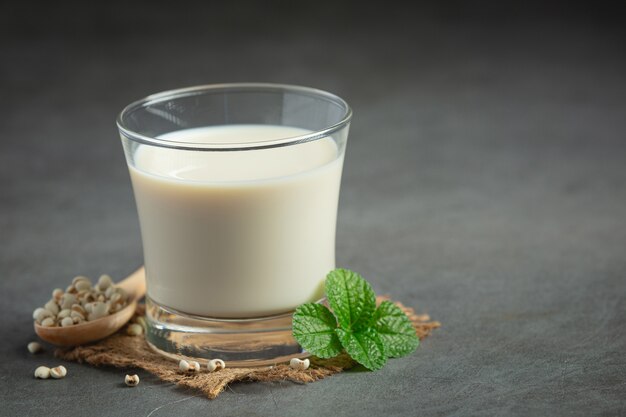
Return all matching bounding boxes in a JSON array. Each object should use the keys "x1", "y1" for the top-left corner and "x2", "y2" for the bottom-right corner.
[{"x1": 292, "y1": 269, "x2": 419, "y2": 371}]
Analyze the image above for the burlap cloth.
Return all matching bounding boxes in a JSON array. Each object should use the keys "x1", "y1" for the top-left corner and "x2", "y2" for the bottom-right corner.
[{"x1": 55, "y1": 297, "x2": 440, "y2": 399}]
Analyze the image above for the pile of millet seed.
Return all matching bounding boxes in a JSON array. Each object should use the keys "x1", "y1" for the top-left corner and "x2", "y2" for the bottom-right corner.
[{"x1": 32, "y1": 274, "x2": 129, "y2": 327}]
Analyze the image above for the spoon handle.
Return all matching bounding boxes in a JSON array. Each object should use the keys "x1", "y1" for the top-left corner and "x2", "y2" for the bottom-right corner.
[{"x1": 117, "y1": 267, "x2": 146, "y2": 300}]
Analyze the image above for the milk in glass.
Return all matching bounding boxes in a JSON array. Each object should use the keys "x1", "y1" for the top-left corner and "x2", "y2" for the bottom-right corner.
[{"x1": 128, "y1": 125, "x2": 343, "y2": 318}]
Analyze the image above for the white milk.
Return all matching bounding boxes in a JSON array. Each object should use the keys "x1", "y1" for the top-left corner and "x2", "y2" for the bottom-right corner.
[{"x1": 128, "y1": 125, "x2": 343, "y2": 318}]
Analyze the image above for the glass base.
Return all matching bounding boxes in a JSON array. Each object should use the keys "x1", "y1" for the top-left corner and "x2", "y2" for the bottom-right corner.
[{"x1": 145, "y1": 297, "x2": 308, "y2": 367}]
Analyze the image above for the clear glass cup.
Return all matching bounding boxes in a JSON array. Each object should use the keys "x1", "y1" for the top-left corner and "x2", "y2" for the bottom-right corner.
[{"x1": 117, "y1": 83, "x2": 351, "y2": 366}]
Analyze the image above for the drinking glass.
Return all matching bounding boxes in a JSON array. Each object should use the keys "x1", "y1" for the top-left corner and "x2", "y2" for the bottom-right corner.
[{"x1": 117, "y1": 83, "x2": 351, "y2": 366}]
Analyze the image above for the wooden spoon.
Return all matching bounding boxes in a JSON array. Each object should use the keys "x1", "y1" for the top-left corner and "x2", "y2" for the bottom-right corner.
[{"x1": 34, "y1": 267, "x2": 146, "y2": 346}]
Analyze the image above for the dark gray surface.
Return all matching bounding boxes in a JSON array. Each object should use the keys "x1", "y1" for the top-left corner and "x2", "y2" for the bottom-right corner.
[{"x1": 2, "y1": 2, "x2": 625, "y2": 416}]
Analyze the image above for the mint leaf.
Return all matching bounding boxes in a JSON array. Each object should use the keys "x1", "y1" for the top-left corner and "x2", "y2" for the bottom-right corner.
[
  {"x1": 292, "y1": 268, "x2": 426, "y2": 371},
  {"x1": 326, "y1": 269, "x2": 376, "y2": 331},
  {"x1": 292, "y1": 303, "x2": 342, "y2": 358},
  {"x1": 336, "y1": 327, "x2": 386, "y2": 370},
  {"x1": 372, "y1": 300, "x2": 419, "y2": 358}
]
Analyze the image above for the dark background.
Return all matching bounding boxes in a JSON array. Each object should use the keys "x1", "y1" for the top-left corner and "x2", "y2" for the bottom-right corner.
[{"x1": 2, "y1": 1, "x2": 625, "y2": 416}]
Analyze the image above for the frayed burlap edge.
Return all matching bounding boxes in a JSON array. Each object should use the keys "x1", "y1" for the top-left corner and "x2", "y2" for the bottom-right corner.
[{"x1": 55, "y1": 297, "x2": 440, "y2": 399}]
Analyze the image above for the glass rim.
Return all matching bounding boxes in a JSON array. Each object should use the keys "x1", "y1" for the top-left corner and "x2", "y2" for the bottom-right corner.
[{"x1": 116, "y1": 83, "x2": 352, "y2": 151}]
